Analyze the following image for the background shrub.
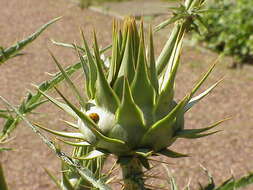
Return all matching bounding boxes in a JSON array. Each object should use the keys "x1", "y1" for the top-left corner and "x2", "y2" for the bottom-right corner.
[{"x1": 193, "y1": 0, "x2": 253, "y2": 65}]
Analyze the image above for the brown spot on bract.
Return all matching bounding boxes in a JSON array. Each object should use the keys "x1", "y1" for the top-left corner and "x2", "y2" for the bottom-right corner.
[{"x1": 89, "y1": 113, "x2": 100, "y2": 123}]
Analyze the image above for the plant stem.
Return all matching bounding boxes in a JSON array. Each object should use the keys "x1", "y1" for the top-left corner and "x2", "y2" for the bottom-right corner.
[
  {"x1": 120, "y1": 157, "x2": 146, "y2": 190},
  {"x1": 0, "y1": 162, "x2": 9, "y2": 190}
]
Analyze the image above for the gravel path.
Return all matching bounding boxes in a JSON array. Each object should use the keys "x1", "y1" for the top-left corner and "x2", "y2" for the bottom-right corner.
[{"x1": 1, "y1": 0, "x2": 253, "y2": 189}]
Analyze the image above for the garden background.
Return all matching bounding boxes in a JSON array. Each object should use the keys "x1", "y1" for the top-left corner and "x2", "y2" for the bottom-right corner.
[{"x1": 1, "y1": 0, "x2": 253, "y2": 189}]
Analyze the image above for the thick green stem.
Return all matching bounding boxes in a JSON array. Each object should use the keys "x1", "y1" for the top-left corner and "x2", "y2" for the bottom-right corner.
[{"x1": 120, "y1": 157, "x2": 146, "y2": 190}]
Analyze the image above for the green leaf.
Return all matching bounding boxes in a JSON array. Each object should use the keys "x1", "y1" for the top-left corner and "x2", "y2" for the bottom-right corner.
[
  {"x1": 0, "y1": 117, "x2": 19, "y2": 142},
  {"x1": 139, "y1": 157, "x2": 150, "y2": 170},
  {"x1": 26, "y1": 62, "x2": 82, "y2": 108},
  {"x1": 51, "y1": 39, "x2": 85, "y2": 52},
  {"x1": 112, "y1": 78, "x2": 145, "y2": 148},
  {"x1": 108, "y1": 21, "x2": 122, "y2": 86},
  {"x1": 75, "y1": 44, "x2": 90, "y2": 99},
  {"x1": 53, "y1": 88, "x2": 101, "y2": 135},
  {"x1": 131, "y1": 24, "x2": 155, "y2": 122},
  {"x1": 199, "y1": 165, "x2": 215, "y2": 190},
  {"x1": 176, "y1": 118, "x2": 229, "y2": 138},
  {"x1": 158, "y1": 30, "x2": 183, "y2": 93},
  {"x1": 113, "y1": 21, "x2": 137, "y2": 100},
  {"x1": 155, "y1": 25, "x2": 184, "y2": 119},
  {"x1": 164, "y1": 165, "x2": 179, "y2": 190},
  {"x1": 132, "y1": 19, "x2": 140, "y2": 64},
  {"x1": 117, "y1": 21, "x2": 135, "y2": 84},
  {"x1": 76, "y1": 168, "x2": 111, "y2": 190},
  {"x1": 0, "y1": 96, "x2": 112, "y2": 190},
  {"x1": 53, "y1": 88, "x2": 128, "y2": 153},
  {"x1": 184, "y1": 79, "x2": 222, "y2": 112},
  {"x1": 156, "y1": 0, "x2": 201, "y2": 75},
  {"x1": 189, "y1": 59, "x2": 219, "y2": 99},
  {"x1": 33, "y1": 123, "x2": 85, "y2": 139},
  {"x1": 154, "y1": 14, "x2": 185, "y2": 32},
  {"x1": 61, "y1": 120, "x2": 79, "y2": 129},
  {"x1": 0, "y1": 58, "x2": 90, "y2": 140},
  {"x1": 148, "y1": 25, "x2": 159, "y2": 94},
  {"x1": 0, "y1": 59, "x2": 84, "y2": 141},
  {"x1": 195, "y1": 14, "x2": 209, "y2": 31},
  {"x1": 27, "y1": 43, "x2": 109, "y2": 107},
  {"x1": 58, "y1": 139, "x2": 90, "y2": 147},
  {"x1": 25, "y1": 99, "x2": 49, "y2": 113},
  {"x1": 0, "y1": 109, "x2": 10, "y2": 113},
  {"x1": 76, "y1": 150, "x2": 105, "y2": 160},
  {"x1": 156, "y1": 25, "x2": 181, "y2": 75},
  {"x1": 134, "y1": 149, "x2": 153, "y2": 158},
  {"x1": 44, "y1": 168, "x2": 63, "y2": 190},
  {"x1": 142, "y1": 97, "x2": 188, "y2": 151},
  {"x1": 93, "y1": 32, "x2": 120, "y2": 113},
  {"x1": 0, "y1": 148, "x2": 12, "y2": 152},
  {"x1": 35, "y1": 87, "x2": 78, "y2": 118},
  {"x1": 62, "y1": 163, "x2": 75, "y2": 190},
  {"x1": 0, "y1": 110, "x2": 11, "y2": 119},
  {"x1": 185, "y1": 0, "x2": 199, "y2": 9},
  {"x1": 49, "y1": 51, "x2": 85, "y2": 107},
  {"x1": 167, "y1": 4, "x2": 186, "y2": 12},
  {"x1": 159, "y1": 148, "x2": 188, "y2": 158},
  {"x1": 0, "y1": 17, "x2": 61, "y2": 63},
  {"x1": 180, "y1": 131, "x2": 221, "y2": 139},
  {"x1": 215, "y1": 173, "x2": 253, "y2": 190},
  {"x1": 0, "y1": 163, "x2": 8, "y2": 190},
  {"x1": 81, "y1": 31, "x2": 97, "y2": 99},
  {"x1": 0, "y1": 113, "x2": 9, "y2": 119}
]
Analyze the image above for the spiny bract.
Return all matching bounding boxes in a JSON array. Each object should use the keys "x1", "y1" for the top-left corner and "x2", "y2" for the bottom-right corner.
[{"x1": 38, "y1": 17, "x2": 225, "y2": 158}]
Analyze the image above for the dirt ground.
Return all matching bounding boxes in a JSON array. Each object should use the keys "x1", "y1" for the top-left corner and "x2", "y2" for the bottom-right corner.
[{"x1": 0, "y1": 0, "x2": 253, "y2": 189}]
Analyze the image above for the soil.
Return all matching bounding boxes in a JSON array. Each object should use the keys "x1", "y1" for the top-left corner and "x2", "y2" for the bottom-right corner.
[{"x1": 0, "y1": 0, "x2": 253, "y2": 189}]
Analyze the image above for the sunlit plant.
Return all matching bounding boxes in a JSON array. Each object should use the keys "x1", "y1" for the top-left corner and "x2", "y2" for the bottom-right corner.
[
  {"x1": 2, "y1": 0, "x2": 253, "y2": 189},
  {"x1": 26, "y1": 0, "x2": 228, "y2": 189}
]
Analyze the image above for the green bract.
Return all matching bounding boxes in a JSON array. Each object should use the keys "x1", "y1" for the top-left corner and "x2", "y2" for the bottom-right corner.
[{"x1": 37, "y1": 17, "x2": 224, "y2": 159}]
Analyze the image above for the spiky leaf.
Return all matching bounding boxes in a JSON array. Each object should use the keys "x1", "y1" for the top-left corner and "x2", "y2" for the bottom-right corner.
[
  {"x1": 176, "y1": 118, "x2": 229, "y2": 138},
  {"x1": 0, "y1": 96, "x2": 111, "y2": 190},
  {"x1": 184, "y1": 79, "x2": 222, "y2": 112},
  {"x1": 34, "y1": 123, "x2": 85, "y2": 139},
  {"x1": 159, "y1": 149, "x2": 188, "y2": 158},
  {"x1": 131, "y1": 26, "x2": 155, "y2": 124},
  {"x1": 148, "y1": 25, "x2": 159, "y2": 93},
  {"x1": 54, "y1": 88, "x2": 129, "y2": 154},
  {"x1": 142, "y1": 97, "x2": 188, "y2": 150},
  {"x1": 216, "y1": 173, "x2": 253, "y2": 190},
  {"x1": 49, "y1": 51, "x2": 85, "y2": 107},
  {"x1": 76, "y1": 150, "x2": 105, "y2": 160},
  {"x1": 112, "y1": 78, "x2": 145, "y2": 148},
  {"x1": 93, "y1": 32, "x2": 120, "y2": 113},
  {"x1": 81, "y1": 31, "x2": 97, "y2": 99},
  {"x1": 0, "y1": 17, "x2": 61, "y2": 63}
]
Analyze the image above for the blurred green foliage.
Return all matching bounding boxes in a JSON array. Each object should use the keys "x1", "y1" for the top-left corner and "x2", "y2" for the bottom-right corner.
[{"x1": 193, "y1": 0, "x2": 253, "y2": 64}]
